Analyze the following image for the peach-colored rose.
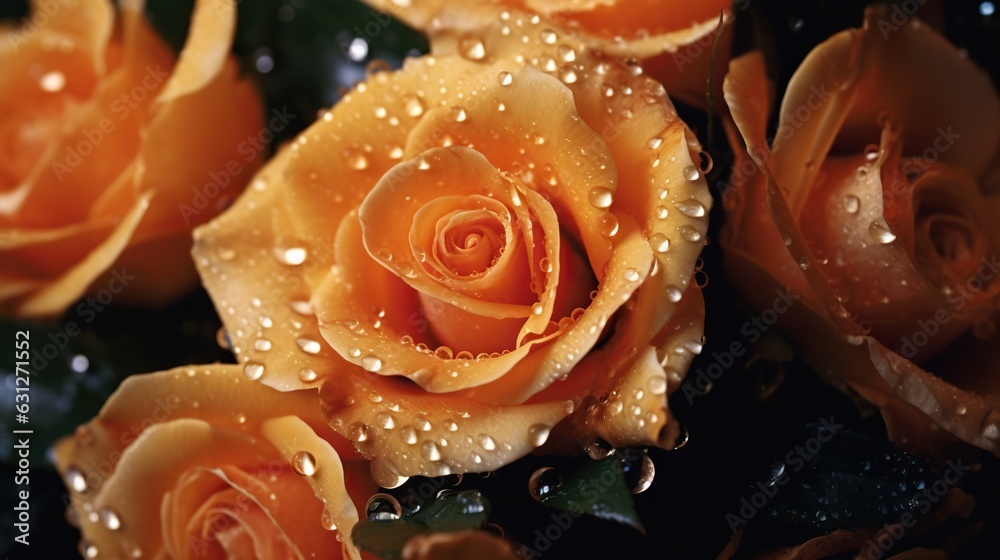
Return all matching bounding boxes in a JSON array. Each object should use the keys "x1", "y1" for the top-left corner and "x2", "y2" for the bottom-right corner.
[
  {"x1": 0, "y1": 0, "x2": 262, "y2": 316},
  {"x1": 55, "y1": 365, "x2": 374, "y2": 559},
  {"x1": 722, "y1": 7, "x2": 1000, "y2": 458},
  {"x1": 193, "y1": 5, "x2": 710, "y2": 483},
  {"x1": 360, "y1": 0, "x2": 732, "y2": 108}
]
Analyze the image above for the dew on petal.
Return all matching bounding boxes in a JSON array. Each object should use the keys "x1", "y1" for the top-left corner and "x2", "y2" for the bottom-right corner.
[
  {"x1": 459, "y1": 35, "x2": 486, "y2": 60},
  {"x1": 291, "y1": 451, "x2": 318, "y2": 476},
  {"x1": 588, "y1": 186, "x2": 614, "y2": 208},
  {"x1": 244, "y1": 362, "x2": 264, "y2": 381},
  {"x1": 675, "y1": 199, "x2": 706, "y2": 218}
]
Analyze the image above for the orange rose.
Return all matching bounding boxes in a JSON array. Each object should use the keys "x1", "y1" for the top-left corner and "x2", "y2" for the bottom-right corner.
[
  {"x1": 722, "y1": 7, "x2": 1000, "y2": 458},
  {"x1": 55, "y1": 365, "x2": 374, "y2": 559},
  {"x1": 359, "y1": 0, "x2": 732, "y2": 108},
  {"x1": 193, "y1": 5, "x2": 711, "y2": 483},
  {"x1": 0, "y1": 0, "x2": 262, "y2": 316}
]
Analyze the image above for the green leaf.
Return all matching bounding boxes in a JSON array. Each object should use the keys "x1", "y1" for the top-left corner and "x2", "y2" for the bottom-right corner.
[
  {"x1": 352, "y1": 489, "x2": 492, "y2": 559},
  {"x1": 538, "y1": 457, "x2": 644, "y2": 533},
  {"x1": 411, "y1": 490, "x2": 491, "y2": 532}
]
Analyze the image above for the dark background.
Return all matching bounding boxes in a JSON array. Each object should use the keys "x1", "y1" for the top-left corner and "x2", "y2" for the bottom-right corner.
[{"x1": 2, "y1": 0, "x2": 998, "y2": 558}]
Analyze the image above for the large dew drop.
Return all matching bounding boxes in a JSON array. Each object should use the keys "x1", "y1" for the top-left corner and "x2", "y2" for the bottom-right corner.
[
  {"x1": 528, "y1": 467, "x2": 562, "y2": 502},
  {"x1": 291, "y1": 450, "x2": 318, "y2": 476}
]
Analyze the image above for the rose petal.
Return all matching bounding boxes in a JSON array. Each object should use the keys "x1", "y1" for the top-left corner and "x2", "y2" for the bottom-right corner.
[
  {"x1": 155, "y1": 0, "x2": 236, "y2": 103},
  {"x1": 261, "y1": 416, "x2": 364, "y2": 560},
  {"x1": 318, "y1": 371, "x2": 569, "y2": 478},
  {"x1": 867, "y1": 337, "x2": 1000, "y2": 456},
  {"x1": 18, "y1": 192, "x2": 151, "y2": 315},
  {"x1": 193, "y1": 163, "x2": 337, "y2": 392},
  {"x1": 54, "y1": 365, "x2": 362, "y2": 558},
  {"x1": 401, "y1": 64, "x2": 617, "y2": 277}
]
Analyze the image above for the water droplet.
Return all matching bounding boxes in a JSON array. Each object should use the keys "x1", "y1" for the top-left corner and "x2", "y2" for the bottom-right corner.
[
  {"x1": 276, "y1": 246, "x2": 308, "y2": 265},
  {"x1": 683, "y1": 166, "x2": 701, "y2": 181},
  {"x1": 297, "y1": 337, "x2": 322, "y2": 355},
  {"x1": 401, "y1": 426, "x2": 418, "y2": 444},
  {"x1": 539, "y1": 28, "x2": 558, "y2": 44},
  {"x1": 675, "y1": 199, "x2": 706, "y2": 218},
  {"x1": 291, "y1": 450, "x2": 318, "y2": 476},
  {"x1": 528, "y1": 467, "x2": 562, "y2": 501},
  {"x1": 290, "y1": 299, "x2": 314, "y2": 315},
  {"x1": 298, "y1": 368, "x2": 318, "y2": 382},
  {"x1": 647, "y1": 137, "x2": 663, "y2": 150},
  {"x1": 321, "y1": 508, "x2": 338, "y2": 531},
  {"x1": 79, "y1": 540, "x2": 98, "y2": 559},
  {"x1": 362, "y1": 354, "x2": 383, "y2": 372},
  {"x1": 624, "y1": 268, "x2": 640, "y2": 282},
  {"x1": 557, "y1": 44, "x2": 576, "y2": 61},
  {"x1": 679, "y1": 225, "x2": 702, "y2": 242},
  {"x1": 366, "y1": 493, "x2": 402, "y2": 521},
  {"x1": 588, "y1": 186, "x2": 613, "y2": 208},
  {"x1": 421, "y1": 441, "x2": 442, "y2": 461},
  {"x1": 370, "y1": 459, "x2": 408, "y2": 489},
  {"x1": 450, "y1": 106, "x2": 468, "y2": 122},
  {"x1": 498, "y1": 70, "x2": 513, "y2": 86},
  {"x1": 620, "y1": 451, "x2": 655, "y2": 494},
  {"x1": 528, "y1": 424, "x2": 550, "y2": 446},
  {"x1": 699, "y1": 151, "x2": 714, "y2": 174},
  {"x1": 843, "y1": 195, "x2": 860, "y2": 214},
  {"x1": 403, "y1": 94, "x2": 425, "y2": 117},
  {"x1": 478, "y1": 433, "x2": 497, "y2": 450},
  {"x1": 459, "y1": 35, "x2": 486, "y2": 60},
  {"x1": 254, "y1": 338, "x2": 272, "y2": 352},
  {"x1": 648, "y1": 374, "x2": 668, "y2": 395},
  {"x1": 649, "y1": 233, "x2": 670, "y2": 253},
  {"x1": 100, "y1": 507, "x2": 121, "y2": 531},
  {"x1": 559, "y1": 66, "x2": 578, "y2": 84},
  {"x1": 869, "y1": 222, "x2": 897, "y2": 244},
  {"x1": 244, "y1": 362, "x2": 264, "y2": 381},
  {"x1": 377, "y1": 412, "x2": 396, "y2": 430},
  {"x1": 39, "y1": 70, "x2": 66, "y2": 92},
  {"x1": 345, "y1": 149, "x2": 369, "y2": 171},
  {"x1": 65, "y1": 468, "x2": 88, "y2": 493}
]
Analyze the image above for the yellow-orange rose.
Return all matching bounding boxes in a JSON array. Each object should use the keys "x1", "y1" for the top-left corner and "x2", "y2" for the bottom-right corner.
[
  {"x1": 360, "y1": 0, "x2": 733, "y2": 109},
  {"x1": 722, "y1": 7, "x2": 1000, "y2": 458},
  {"x1": 0, "y1": 0, "x2": 262, "y2": 316},
  {"x1": 193, "y1": 5, "x2": 711, "y2": 483},
  {"x1": 55, "y1": 365, "x2": 374, "y2": 559}
]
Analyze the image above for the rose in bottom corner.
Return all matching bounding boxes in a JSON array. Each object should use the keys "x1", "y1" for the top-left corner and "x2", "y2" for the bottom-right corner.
[
  {"x1": 722, "y1": 6, "x2": 1000, "y2": 459},
  {"x1": 54, "y1": 365, "x2": 375, "y2": 559},
  {"x1": 192, "y1": 6, "x2": 711, "y2": 483}
]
